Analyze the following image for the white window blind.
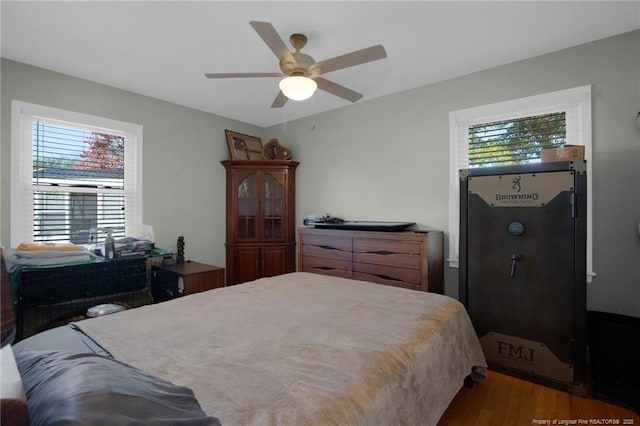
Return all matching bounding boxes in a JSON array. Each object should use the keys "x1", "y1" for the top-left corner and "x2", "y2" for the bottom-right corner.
[
  {"x1": 468, "y1": 112, "x2": 566, "y2": 167},
  {"x1": 11, "y1": 101, "x2": 143, "y2": 247},
  {"x1": 32, "y1": 122, "x2": 126, "y2": 243}
]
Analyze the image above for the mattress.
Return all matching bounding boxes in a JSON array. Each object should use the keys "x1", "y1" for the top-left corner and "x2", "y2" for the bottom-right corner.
[{"x1": 69, "y1": 272, "x2": 486, "y2": 425}]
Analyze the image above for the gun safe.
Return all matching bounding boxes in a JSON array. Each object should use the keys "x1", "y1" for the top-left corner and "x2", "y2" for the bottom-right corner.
[{"x1": 459, "y1": 161, "x2": 587, "y2": 395}]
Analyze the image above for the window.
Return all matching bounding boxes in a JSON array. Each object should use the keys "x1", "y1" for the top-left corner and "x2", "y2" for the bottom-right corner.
[
  {"x1": 468, "y1": 112, "x2": 566, "y2": 167},
  {"x1": 11, "y1": 101, "x2": 142, "y2": 247},
  {"x1": 448, "y1": 86, "x2": 594, "y2": 281}
]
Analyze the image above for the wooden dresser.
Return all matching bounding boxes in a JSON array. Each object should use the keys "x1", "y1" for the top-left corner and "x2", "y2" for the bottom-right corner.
[{"x1": 298, "y1": 227, "x2": 444, "y2": 294}]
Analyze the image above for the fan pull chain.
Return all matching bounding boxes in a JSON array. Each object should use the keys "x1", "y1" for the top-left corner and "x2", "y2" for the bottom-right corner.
[
  {"x1": 310, "y1": 95, "x2": 316, "y2": 131},
  {"x1": 282, "y1": 102, "x2": 288, "y2": 133}
]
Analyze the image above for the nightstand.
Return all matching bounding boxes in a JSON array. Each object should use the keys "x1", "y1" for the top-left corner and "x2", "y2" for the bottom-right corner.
[{"x1": 151, "y1": 261, "x2": 224, "y2": 302}]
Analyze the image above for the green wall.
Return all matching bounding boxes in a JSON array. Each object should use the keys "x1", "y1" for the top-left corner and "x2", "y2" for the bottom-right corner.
[
  {"x1": 266, "y1": 30, "x2": 640, "y2": 317},
  {"x1": 1, "y1": 58, "x2": 262, "y2": 268},
  {"x1": 2, "y1": 30, "x2": 639, "y2": 317}
]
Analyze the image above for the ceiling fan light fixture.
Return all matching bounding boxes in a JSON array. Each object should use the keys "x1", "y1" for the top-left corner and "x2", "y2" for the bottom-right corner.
[{"x1": 279, "y1": 76, "x2": 317, "y2": 101}]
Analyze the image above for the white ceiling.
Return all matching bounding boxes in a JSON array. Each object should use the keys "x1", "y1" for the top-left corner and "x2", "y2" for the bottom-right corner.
[{"x1": 2, "y1": 1, "x2": 639, "y2": 128}]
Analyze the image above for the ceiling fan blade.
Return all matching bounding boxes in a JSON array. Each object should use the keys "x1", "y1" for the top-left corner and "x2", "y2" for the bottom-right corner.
[
  {"x1": 249, "y1": 21, "x2": 292, "y2": 60},
  {"x1": 271, "y1": 91, "x2": 288, "y2": 108},
  {"x1": 310, "y1": 45, "x2": 387, "y2": 75},
  {"x1": 205, "y1": 72, "x2": 282, "y2": 79},
  {"x1": 315, "y1": 77, "x2": 363, "y2": 103}
]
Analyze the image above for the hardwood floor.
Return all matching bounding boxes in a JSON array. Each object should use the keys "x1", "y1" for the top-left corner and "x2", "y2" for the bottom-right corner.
[{"x1": 439, "y1": 371, "x2": 639, "y2": 425}]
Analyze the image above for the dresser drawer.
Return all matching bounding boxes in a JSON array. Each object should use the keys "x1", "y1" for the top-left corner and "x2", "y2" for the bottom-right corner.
[
  {"x1": 301, "y1": 255, "x2": 353, "y2": 279},
  {"x1": 354, "y1": 262, "x2": 421, "y2": 284},
  {"x1": 353, "y1": 239, "x2": 422, "y2": 269},
  {"x1": 353, "y1": 264, "x2": 421, "y2": 291},
  {"x1": 353, "y1": 273, "x2": 420, "y2": 291},
  {"x1": 302, "y1": 235, "x2": 352, "y2": 261}
]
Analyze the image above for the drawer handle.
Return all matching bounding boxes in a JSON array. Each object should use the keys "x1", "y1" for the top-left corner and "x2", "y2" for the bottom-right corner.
[
  {"x1": 316, "y1": 266, "x2": 337, "y2": 271},
  {"x1": 316, "y1": 245, "x2": 343, "y2": 251},
  {"x1": 366, "y1": 250, "x2": 396, "y2": 256},
  {"x1": 369, "y1": 273, "x2": 402, "y2": 282}
]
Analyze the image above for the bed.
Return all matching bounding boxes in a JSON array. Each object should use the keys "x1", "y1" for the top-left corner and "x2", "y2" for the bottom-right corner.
[{"x1": 10, "y1": 272, "x2": 487, "y2": 425}]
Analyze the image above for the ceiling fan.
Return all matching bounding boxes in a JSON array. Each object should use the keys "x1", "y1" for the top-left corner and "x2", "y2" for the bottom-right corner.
[{"x1": 205, "y1": 21, "x2": 387, "y2": 108}]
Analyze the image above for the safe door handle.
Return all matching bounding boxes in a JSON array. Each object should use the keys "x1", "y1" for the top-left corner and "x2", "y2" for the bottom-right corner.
[{"x1": 510, "y1": 254, "x2": 520, "y2": 278}]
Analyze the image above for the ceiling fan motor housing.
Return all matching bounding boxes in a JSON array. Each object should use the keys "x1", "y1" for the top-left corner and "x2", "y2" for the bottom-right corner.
[
  {"x1": 279, "y1": 46, "x2": 316, "y2": 76},
  {"x1": 279, "y1": 55, "x2": 315, "y2": 76}
]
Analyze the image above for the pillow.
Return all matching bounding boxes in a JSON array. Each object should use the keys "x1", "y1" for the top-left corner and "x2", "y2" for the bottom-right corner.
[{"x1": 16, "y1": 350, "x2": 221, "y2": 426}]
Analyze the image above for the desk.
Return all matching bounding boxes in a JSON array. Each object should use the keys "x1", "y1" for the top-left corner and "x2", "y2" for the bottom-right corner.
[{"x1": 152, "y1": 262, "x2": 224, "y2": 301}]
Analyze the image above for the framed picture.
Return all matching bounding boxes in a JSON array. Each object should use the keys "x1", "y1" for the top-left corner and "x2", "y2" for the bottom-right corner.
[{"x1": 225, "y1": 130, "x2": 264, "y2": 160}]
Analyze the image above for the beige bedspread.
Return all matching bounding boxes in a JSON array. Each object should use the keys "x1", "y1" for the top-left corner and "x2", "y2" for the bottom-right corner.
[{"x1": 75, "y1": 272, "x2": 486, "y2": 426}]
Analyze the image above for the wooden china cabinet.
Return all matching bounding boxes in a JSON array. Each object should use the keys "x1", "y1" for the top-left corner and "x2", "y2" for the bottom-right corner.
[{"x1": 221, "y1": 160, "x2": 299, "y2": 285}]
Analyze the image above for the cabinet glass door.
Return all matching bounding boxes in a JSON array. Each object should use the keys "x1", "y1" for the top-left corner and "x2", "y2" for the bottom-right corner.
[
  {"x1": 262, "y1": 172, "x2": 284, "y2": 240},
  {"x1": 236, "y1": 173, "x2": 257, "y2": 239}
]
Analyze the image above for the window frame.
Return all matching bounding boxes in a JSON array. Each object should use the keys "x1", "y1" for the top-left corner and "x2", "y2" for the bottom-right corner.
[
  {"x1": 448, "y1": 85, "x2": 594, "y2": 282},
  {"x1": 10, "y1": 100, "x2": 143, "y2": 247}
]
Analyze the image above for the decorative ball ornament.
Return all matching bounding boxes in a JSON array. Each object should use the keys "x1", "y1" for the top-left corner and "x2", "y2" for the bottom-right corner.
[{"x1": 263, "y1": 138, "x2": 293, "y2": 160}]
